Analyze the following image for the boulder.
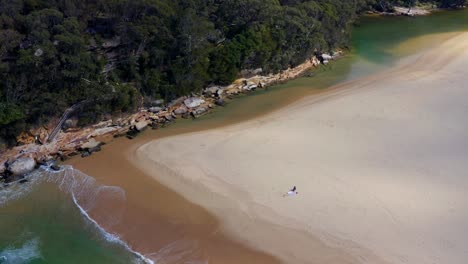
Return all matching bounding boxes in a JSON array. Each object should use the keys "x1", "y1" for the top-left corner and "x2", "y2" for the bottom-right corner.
[
  {"x1": 243, "y1": 83, "x2": 258, "y2": 91},
  {"x1": 194, "y1": 106, "x2": 207, "y2": 115},
  {"x1": 149, "y1": 107, "x2": 162, "y2": 113},
  {"x1": 215, "y1": 98, "x2": 226, "y2": 106},
  {"x1": 252, "y1": 68, "x2": 263, "y2": 75},
  {"x1": 16, "y1": 132, "x2": 35, "y2": 145},
  {"x1": 88, "y1": 145, "x2": 102, "y2": 153},
  {"x1": 80, "y1": 138, "x2": 101, "y2": 150},
  {"x1": 174, "y1": 106, "x2": 188, "y2": 115},
  {"x1": 204, "y1": 86, "x2": 220, "y2": 94},
  {"x1": 164, "y1": 115, "x2": 174, "y2": 122},
  {"x1": 8, "y1": 157, "x2": 36, "y2": 176},
  {"x1": 63, "y1": 118, "x2": 78, "y2": 130},
  {"x1": 134, "y1": 120, "x2": 148, "y2": 132},
  {"x1": 92, "y1": 120, "x2": 113, "y2": 129},
  {"x1": 37, "y1": 127, "x2": 49, "y2": 144},
  {"x1": 184, "y1": 97, "x2": 205, "y2": 108},
  {"x1": 168, "y1": 97, "x2": 186, "y2": 108},
  {"x1": 88, "y1": 127, "x2": 119, "y2": 138},
  {"x1": 321, "y1": 53, "x2": 332, "y2": 60}
]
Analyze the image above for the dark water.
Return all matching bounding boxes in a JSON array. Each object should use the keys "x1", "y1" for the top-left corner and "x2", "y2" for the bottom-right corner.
[{"x1": 0, "y1": 9, "x2": 467, "y2": 264}]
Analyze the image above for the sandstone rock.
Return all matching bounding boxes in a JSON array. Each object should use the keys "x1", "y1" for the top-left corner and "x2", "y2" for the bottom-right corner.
[
  {"x1": 37, "y1": 127, "x2": 49, "y2": 144},
  {"x1": 149, "y1": 107, "x2": 162, "y2": 113},
  {"x1": 243, "y1": 83, "x2": 258, "y2": 91},
  {"x1": 184, "y1": 97, "x2": 205, "y2": 108},
  {"x1": 311, "y1": 56, "x2": 320, "y2": 67},
  {"x1": 80, "y1": 138, "x2": 101, "y2": 150},
  {"x1": 168, "y1": 97, "x2": 186, "y2": 108},
  {"x1": 194, "y1": 107, "x2": 207, "y2": 115},
  {"x1": 321, "y1": 53, "x2": 332, "y2": 61},
  {"x1": 134, "y1": 120, "x2": 148, "y2": 132},
  {"x1": 63, "y1": 118, "x2": 78, "y2": 130},
  {"x1": 16, "y1": 132, "x2": 35, "y2": 145},
  {"x1": 174, "y1": 106, "x2": 188, "y2": 115},
  {"x1": 215, "y1": 98, "x2": 226, "y2": 106},
  {"x1": 9, "y1": 157, "x2": 36, "y2": 176},
  {"x1": 204, "y1": 86, "x2": 220, "y2": 94},
  {"x1": 88, "y1": 127, "x2": 119, "y2": 138},
  {"x1": 92, "y1": 120, "x2": 113, "y2": 129}
]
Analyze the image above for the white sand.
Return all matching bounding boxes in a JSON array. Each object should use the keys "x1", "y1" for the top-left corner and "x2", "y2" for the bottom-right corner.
[{"x1": 134, "y1": 33, "x2": 468, "y2": 264}]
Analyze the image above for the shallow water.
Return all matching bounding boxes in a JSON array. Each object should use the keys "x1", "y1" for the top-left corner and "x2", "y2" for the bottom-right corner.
[
  {"x1": 1, "y1": 9, "x2": 467, "y2": 264},
  {"x1": 0, "y1": 167, "x2": 142, "y2": 264}
]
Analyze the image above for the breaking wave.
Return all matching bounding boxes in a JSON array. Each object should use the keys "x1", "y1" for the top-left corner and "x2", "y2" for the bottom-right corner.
[
  {"x1": 0, "y1": 165, "x2": 153, "y2": 264},
  {"x1": 0, "y1": 238, "x2": 41, "y2": 264}
]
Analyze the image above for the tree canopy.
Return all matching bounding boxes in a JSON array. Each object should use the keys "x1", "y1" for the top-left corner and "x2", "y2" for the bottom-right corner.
[{"x1": 0, "y1": 0, "x2": 465, "y2": 146}]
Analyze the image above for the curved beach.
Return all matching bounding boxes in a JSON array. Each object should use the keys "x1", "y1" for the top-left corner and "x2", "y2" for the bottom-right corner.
[{"x1": 134, "y1": 33, "x2": 468, "y2": 264}]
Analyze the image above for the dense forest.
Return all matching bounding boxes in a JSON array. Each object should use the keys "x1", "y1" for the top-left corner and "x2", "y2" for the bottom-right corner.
[{"x1": 0, "y1": 0, "x2": 466, "y2": 147}]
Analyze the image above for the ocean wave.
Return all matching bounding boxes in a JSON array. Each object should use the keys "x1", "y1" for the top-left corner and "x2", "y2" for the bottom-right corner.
[
  {"x1": 0, "y1": 238, "x2": 41, "y2": 264},
  {"x1": 0, "y1": 165, "x2": 153, "y2": 264}
]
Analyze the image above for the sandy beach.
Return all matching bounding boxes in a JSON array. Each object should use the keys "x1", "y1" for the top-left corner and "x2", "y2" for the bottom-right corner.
[{"x1": 134, "y1": 32, "x2": 468, "y2": 264}]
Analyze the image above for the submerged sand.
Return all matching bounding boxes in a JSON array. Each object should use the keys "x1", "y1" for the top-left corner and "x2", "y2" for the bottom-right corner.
[{"x1": 134, "y1": 33, "x2": 468, "y2": 264}]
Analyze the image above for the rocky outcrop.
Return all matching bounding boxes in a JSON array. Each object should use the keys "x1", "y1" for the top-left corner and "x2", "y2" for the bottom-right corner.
[
  {"x1": 8, "y1": 157, "x2": 36, "y2": 176},
  {"x1": 88, "y1": 127, "x2": 119, "y2": 138},
  {"x1": 0, "y1": 52, "x2": 341, "y2": 176},
  {"x1": 184, "y1": 97, "x2": 205, "y2": 108},
  {"x1": 133, "y1": 120, "x2": 148, "y2": 132},
  {"x1": 149, "y1": 107, "x2": 162, "y2": 113},
  {"x1": 174, "y1": 106, "x2": 188, "y2": 115},
  {"x1": 80, "y1": 138, "x2": 102, "y2": 150}
]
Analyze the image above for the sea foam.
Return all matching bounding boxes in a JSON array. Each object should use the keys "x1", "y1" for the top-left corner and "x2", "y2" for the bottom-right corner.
[
  {"x1": 0, "y1": 165, "x2": 153, "y2": 264},
  {"x1": 0, "y1": 238, "x2": 41, "y2": 264}
]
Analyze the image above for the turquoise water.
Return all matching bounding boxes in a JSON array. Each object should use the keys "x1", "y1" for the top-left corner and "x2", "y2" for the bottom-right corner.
[
  {"x1": 1, "y1": 9, "x2": 467, "y2": 264},
  {"x1": 0, "y1": 167, "x2": 143, "y2": 264}
]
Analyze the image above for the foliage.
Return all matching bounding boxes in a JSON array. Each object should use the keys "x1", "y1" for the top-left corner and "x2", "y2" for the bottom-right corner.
[{"x1": 0, "y1": 0, "x2": 465, "y2": 145}]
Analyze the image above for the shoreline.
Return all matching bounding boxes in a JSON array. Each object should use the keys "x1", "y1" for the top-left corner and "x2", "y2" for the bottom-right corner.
[
  {"x1": 132, "y1": 32, "x2": 468, "y2": 263},
  {"x1": 0, "y1": 52, "x2": 334, "y2": 181},
  {"x1": 2, "y1": 10, "x2": 467, "y2": 263},
  {"x1": 367, "y1": 5, "x2": 439, "y2": 17}
]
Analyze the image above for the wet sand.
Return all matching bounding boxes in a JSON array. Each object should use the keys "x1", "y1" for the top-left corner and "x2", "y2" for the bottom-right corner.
[
  {"x1": 68, "y1": 133, "x2": 282, "y2": 263},
  {"x1": 134, "y1": 32, "x2": 468, "y2": 264},
  {"x1": 67, "y1": 56, "x2": 369, "y2": 263}
]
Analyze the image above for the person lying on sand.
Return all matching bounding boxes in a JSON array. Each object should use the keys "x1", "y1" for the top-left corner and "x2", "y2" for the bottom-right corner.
[{"x1": 283, "y1": 186, "x2": 298, "y2": 197}]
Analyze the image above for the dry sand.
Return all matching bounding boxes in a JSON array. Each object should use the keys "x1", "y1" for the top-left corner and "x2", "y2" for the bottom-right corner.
[{"x1": 134, "y1": 32, "x2": 468, "y2": 264}]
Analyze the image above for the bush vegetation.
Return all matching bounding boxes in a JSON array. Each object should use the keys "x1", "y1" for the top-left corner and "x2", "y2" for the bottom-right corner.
[{"x1": 0, "y1": 0, "x2": 465, "y2": 146}]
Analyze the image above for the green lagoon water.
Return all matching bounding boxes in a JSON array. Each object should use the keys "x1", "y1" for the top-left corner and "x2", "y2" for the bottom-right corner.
[{"x1": 1, "y1": 9, "x2": 467, "y2": 264}]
